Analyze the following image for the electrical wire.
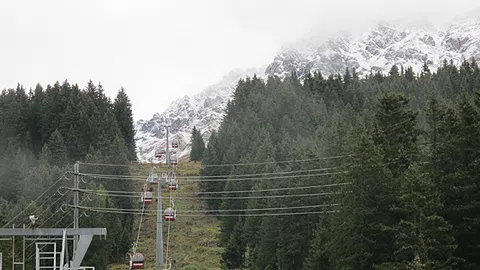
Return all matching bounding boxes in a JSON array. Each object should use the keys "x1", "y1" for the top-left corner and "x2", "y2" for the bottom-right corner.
[
  {"x1": 65, "y1": 190, "x2": 346, "y2": 201},
  {"x1": 78, "y1": 154, "x2": 349, "y2": 169},
  {"x1": 132, "y1": 183, "x2": 147, "y2": 255},
  {"x1": 65, "y1": 182, "x2": 351, "y2": 196},
  {"x1": 79, "y1": 171, "x2": 345, "y2": 182},
  {"x1": 2, "y1": 172, "x2": 68, "y2": 228},
  {"x1": 159, "y1": 167, "x2": 339, "y2": 179},
  {"x1": 64, "y1": 203, "x2": 340, "y2": 213},
  {"x1": 78, "y1": 166, "x2": 339, "y2": 180},
  {"x1": 66, "y1": 206, "x2": 340, "y2": 217},
  {"x1": 199, "y1": 155, "x2": 350, "y2": 167}
]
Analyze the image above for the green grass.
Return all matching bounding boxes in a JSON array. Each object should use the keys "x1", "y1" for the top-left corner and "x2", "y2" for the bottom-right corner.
[{"x1": 108, "y1": 163, "x2": 222, "y2": 270}]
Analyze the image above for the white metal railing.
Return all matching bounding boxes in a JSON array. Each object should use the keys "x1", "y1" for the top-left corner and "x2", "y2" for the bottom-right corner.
[{"x1": 36, "y1": 242, "x2": 61, "y2": 270}]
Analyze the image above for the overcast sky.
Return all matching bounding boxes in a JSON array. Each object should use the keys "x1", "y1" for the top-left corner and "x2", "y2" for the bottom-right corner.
[{"x1": 1, "y1": 0, "x2": 478, "y2": 120}]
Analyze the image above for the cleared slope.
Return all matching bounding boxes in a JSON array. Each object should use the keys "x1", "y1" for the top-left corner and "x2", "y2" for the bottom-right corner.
[{"x1": 108, "y1": 163, "x2": 222, "y2": 270}]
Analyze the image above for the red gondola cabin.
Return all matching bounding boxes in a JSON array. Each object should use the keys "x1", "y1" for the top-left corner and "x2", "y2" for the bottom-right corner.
[
  {"x1": 130, "y1": 253, "x2": 145, "y2": 269},
  {"x1": 148, "y1": 173, "x2": 158, "y2": 185},
  {"x1": 142, "y1": 192, "x2": 153, "y2": 204},
  {"x1": 164, "y1": 208, "x2": 176, "y2": 221},
  {"x1": 167, "y1": 179, "x2": 178, "y2": 191},
  {"x1": 154, "y1": 149, "x2": 166, "y2": 158},
  {"x1": 170, "y1": 156, "x2": 178, "y2": 165}
]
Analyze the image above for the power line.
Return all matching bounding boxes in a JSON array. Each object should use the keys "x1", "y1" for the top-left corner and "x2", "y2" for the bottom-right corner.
[
  {"x1": 2, "y1": 172, "x2": 68, "y2": 228},
  {"x1": 67, "y1": 203, "x2": 340, "y2": 213},
  {"x1": 64, "y1": 205, "x2": 340, "y2": 217},
  {"x1": 79, "y1": 167, "x2": 339, "y2": 180},
  {"x1": 79, "y1": 171, "x2": 345, "y2": 182},
  {"x1": 68, "y1": 190, "x2": 346, "y2": 200},
  {"x1": 25, "y1": 189, "x2": 71, "y2": 229},
  {"x1": 77, "y1": 154, "x2": 350, "y2": 169},
  {"x1": 64, "y1": 182, "x2": 350, "y2": 196},
  {"x1": 187, "y1": 182, "x2": 351, "y2": 194},
  {"x1": 199, "y1": 155, "x2": 350, "y2": 167},
  {"x1": 79, "y1": 162, "x2": 135, "y2": 168},
  {"x1": 164, "y1": 167, "x2": 339, "y2": 179}
]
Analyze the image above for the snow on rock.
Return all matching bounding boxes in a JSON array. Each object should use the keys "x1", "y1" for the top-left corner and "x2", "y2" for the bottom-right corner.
[
  {"x1": 135, "y1": 67, "x2": 265, "y2": 162},
  {"x1": 266, "y1": 17, "x2": 480, "y2": 79}
]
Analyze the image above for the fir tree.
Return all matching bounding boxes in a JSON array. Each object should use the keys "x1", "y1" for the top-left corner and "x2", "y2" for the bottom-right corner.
[{"x1": 190, "y1": 126, "x2": 206, "y2": 161}]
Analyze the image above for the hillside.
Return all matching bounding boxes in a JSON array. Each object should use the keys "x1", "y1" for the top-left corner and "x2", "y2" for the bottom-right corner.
[
  {"x1": 199, "y1": 58, "x2": 480, "y2": 269},
  {"x1": 108, "y1": 163, "x2": 222, "y2": 270}
]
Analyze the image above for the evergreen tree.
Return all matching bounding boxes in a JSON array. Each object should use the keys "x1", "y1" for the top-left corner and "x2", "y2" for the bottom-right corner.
[
  {"x1": 376, "y1": 164, "x2": 459, "y2": 270},
  {"x1": 373, "y1": 93, "x2": 420, "y2": 177},
  {"x1": 113, "y1": 88, "x2": 137, "y2": 161},
  {"x1": 45, "y1": 129, "x2": 68, "y2": 167},
  {"x1": 190, "y1": 126, "x2": 206, "y2": 161}
]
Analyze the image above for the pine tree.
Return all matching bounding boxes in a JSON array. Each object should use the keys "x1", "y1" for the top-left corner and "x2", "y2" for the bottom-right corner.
[
  {"x1": 376, "y1": 164, "x2": 458, "y2": 269},
  {"x1": 190, "y1": 126, "x2": 206, "y2": 161},
  {"x1": 373, "y1": 93, "x2": 420, "y2": 177},
  {"x1": 45, "y1": 129, "x2": 68, "y2": 167},
  {"x1": 113, "y1": 88, "x2": 137, "y2": 161}
]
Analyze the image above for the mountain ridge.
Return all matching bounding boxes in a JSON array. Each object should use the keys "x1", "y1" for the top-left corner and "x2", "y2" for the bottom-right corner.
[{"x1": 135, "y1": 17, "x2": 480, "y2": 162}]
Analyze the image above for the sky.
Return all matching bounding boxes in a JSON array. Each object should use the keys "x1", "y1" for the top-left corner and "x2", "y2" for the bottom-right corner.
[{"x1": 0, "y1": 0, "x2": 479, "y2": 120}]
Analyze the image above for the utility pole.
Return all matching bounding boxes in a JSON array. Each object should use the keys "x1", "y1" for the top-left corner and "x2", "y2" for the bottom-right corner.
[
  {"x1": 22, "y1": 224, "x2": 25, "y2": 270},
  {"x1": 156, "y1": 125, "x2": 169, "y2": 268},
  {"x1": 166, "y1": 126, "x2": 170, "y2": 165},
  {"x1": 12, "y1": 224, "x2": 14, "y2": 270},
  {"x1": 73, "y1": 162, "x2": 79, "y2": 253}
]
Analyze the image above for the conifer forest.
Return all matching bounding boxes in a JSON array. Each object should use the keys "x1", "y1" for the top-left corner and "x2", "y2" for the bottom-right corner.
[
  {"x1": 0, "y1": 81, "x2": 136, "y2": 268},
  {"x1": 1, "y1": 59, "x2": 480, "y2": 269},
  {"x1": 200, "y1": 60, "x2": 480, "y2": 269}
]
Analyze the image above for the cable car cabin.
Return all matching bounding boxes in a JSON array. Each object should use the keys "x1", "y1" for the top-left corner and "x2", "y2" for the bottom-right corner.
[
  {"x1": 148, "y1": 174, "x2": 158, "y2": 185},
  {"x1": 170, "y1": 156, "x2": 178, "y2": 165},
  {"x1": 130, "y1": 253, "x2": 145, "y2": 269},
  {"x1": 164, "y1": 208, "x2": 177, "y2": 221},
  {"x1": 167, "y1": 179, "x2": 178, "y2": 191},
  {"x1": 154, "y1": 149, "x2": 166, "y2": 158},
  {"x1": 171, "y1": 141, "x2": 179, "y2": 148},
  {"x1": 142, "y1": 192, "x2": 153, "y2": 204},
  {"x1": 168, "y1": 183, "x2": 178, "y2": 191}
]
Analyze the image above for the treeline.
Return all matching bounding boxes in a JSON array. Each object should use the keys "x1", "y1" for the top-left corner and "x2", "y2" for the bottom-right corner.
[
  {"x1": 0, "y1": 80, "x2": 136, "y2": 268},
  {"x1": 201, "y1": 60, "x2": 480, "y2": 269}
]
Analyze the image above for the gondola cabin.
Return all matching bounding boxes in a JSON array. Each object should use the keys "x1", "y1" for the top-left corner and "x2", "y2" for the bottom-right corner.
[
  {"x1": 171, "y1": 141, "x2": 179, "y2": 148},
  {"x1": 143, "y1": 192, "x2": 153, "y2": 204},
  {"x1": 170, "y1": 156, "x2": 178, "y2": 165},
  {"x1": 154, "y1": 149, "x2": 166, "y2": 158},
  {"x1": 130, "y1": 253, "x2": 145, "y2": 269},
  {"x1": 167, "y1": 178, "x2": 178, "y2": 191},
  {"x1": 164, "y1": 208, "x2": 176, "y2": 221},
  {"x1": 148, "y1": 173, "x2": 158, "y2": 185}
]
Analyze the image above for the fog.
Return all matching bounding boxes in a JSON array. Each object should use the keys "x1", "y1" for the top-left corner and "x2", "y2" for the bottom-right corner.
[{"x1": 0, "y1": 0, "x2": 478, "y2": 120}]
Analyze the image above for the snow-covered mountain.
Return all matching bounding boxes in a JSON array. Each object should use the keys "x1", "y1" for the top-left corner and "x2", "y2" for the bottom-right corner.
[
  {"x1": 135, "y1": 16, "x2": 480, "y2": 162},
  {"x1": 266, "y1": 17, "x2": 480, "y2": 79},
  {"x1": 135, "y1": 67, "x2": 265, "y2": 162}
]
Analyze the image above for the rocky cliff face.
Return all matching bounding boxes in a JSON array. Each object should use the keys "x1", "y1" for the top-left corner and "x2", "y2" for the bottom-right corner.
[
  {"x1": 135, "y1": 68, "x2": 264, "y2": 162},
  {"x1": 135, "y1": 16, "x2": 480, "y2": 162},
  {"x1": 265, "y1": 17, "x2": 480, "y2": 79}
]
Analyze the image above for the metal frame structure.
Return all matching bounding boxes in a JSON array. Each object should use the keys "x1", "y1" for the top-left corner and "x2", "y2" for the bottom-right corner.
[
  {"x1": 0, "y1": 228, "x2": 106, "y2": 270},
  {"x1": 35, "y1": 242, "x2": 59, "y2": 269}
]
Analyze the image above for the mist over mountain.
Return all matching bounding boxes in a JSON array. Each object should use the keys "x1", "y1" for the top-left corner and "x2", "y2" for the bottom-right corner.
[{"x1": 135, "y1": 16, "x2": 480, "y2": 162}]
